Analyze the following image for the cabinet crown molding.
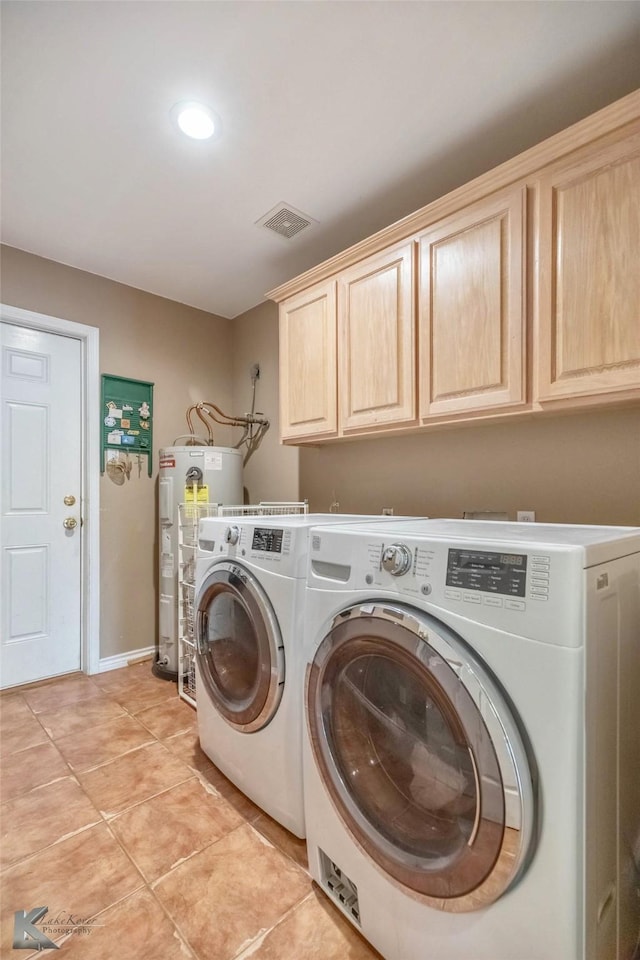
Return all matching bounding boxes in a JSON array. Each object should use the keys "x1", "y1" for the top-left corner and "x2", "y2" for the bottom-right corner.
[{"x1": 266, "y1": 89, "x2": 640, "y2": 304}]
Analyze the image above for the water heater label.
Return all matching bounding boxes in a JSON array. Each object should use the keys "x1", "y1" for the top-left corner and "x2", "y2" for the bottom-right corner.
[
  {"x1": 205, "y1": 452, "x2": 223, "y2": 470},
  {"x1": 185, "y1": 485, "x2": 209, "y2": 503},
  {"x1": 160, "y1": 456, "x2": 175, "y2": 468}
]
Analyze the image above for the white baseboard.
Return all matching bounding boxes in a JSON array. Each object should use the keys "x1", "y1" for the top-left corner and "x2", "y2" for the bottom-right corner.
[{"x1": 96, "y1": 646, "x2": 156, "y2": 674}]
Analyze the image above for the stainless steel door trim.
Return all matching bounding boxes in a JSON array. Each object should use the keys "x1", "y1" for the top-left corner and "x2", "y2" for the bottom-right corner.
[
  {"x1": 309, "y1": 601, "x2": 536, "y2": 911},
  {"x1": 196, "y1": 561, "x2": 284, "y2": 732}
]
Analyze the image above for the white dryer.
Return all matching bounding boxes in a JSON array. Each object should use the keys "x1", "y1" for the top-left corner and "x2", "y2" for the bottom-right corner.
[
  {"x1": 302, "y1": 519, "x2": 640, "y2": 960},
  {"x1": 194, "y1": 513, "x2": 419, "y2": 838}
]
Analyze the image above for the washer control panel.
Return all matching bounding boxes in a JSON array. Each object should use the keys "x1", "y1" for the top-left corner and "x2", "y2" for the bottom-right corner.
[{"x1": 251, "y1": 526, "x2": 284, "y2": 553}]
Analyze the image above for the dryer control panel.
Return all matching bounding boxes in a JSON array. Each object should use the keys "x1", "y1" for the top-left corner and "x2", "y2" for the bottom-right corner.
[
  {"x1": 306, "y1": 519, "x2": 638, "y2": 647},
  {"x1": 317, "y1": 534, "x2": 562, "y2": 634},
  {"x1": 446, "y1": 549, "x2": 527, "y2": 597}
]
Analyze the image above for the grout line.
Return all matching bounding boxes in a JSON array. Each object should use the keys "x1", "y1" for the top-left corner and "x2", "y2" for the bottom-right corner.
[
  {"x1": 132, "y1": 714, "x2": 196, "y2": 739},
  {"x1": 250, "y1": 816, "x2": 310, "y2": 876},
  {"x1": 0, "y1": 772, "x2": 71, "y2": 806},
  {"x1": 103, "y1": 772, "x2": 199, "y2": 823},
  {"x1": 102, "y1": 815, "x2": 159, "y2": 889},
  {"x1": 0, "y1": 671, "x2": 89, "y2": 696},
  {"x1": 2, "y1": 663, "x2": 322, "y2": 960},
  {"x1": 0, "y1": 733, "x2": 52, "y2": 761},
  {"x1": 1, "y1": 698, "x2": 52, "y2": 742},
  {"x1": 149, "y1": 835, "x2": 224, "y2": 889},
  {"x1": 146, "y1": 880, "x2": 200, "y2": 960},
  {"x1": 76, "y1": 782, "x2": 196, "y2": 959},
  {"x1": 94, "y1": 768, "x2": 239, "y2": 960},
  {"x1": 230, "y1": 891, "x2": 315, "y2": 960},
  {"x1": 22, "y1": 703, "x2": 135, "y2": 742},
  {"x1": 33, "y1": 689, "x2": 124, "y2": 710},
  {"x1": 149, "y1": 818, "x2": 254, "y2": 890},
  {"x1": 62, "y1": 734, "x2": 158, "y2": 775},
  {"x1": 147, "y1": 821, "x2": 280, "y2": 960},
  {"x1": 0, "y1": 815, "x2": 104, "y2": 876}
]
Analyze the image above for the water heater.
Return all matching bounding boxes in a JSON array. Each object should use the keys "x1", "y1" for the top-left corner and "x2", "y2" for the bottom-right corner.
[{"x1": 155, "y1": 445, "x2": 243, "y2": 679}]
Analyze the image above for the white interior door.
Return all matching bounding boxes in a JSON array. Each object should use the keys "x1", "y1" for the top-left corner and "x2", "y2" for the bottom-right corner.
[{"x1": 1, "y1": 322, "x2": 82, "y2": 688}]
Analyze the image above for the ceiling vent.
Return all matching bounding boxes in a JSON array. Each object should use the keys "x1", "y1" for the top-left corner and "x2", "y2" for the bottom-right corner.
[{"x1": 256, "y1": 202, "x2": 316, "y2": 240}]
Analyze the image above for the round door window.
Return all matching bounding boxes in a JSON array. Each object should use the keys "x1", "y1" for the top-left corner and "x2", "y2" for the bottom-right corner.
[
  {"x1": 196, "y1": 563, "x2": 283, "y2": 732},
  {"x1": 307, "y1": 604, "x2": 535, "y2": 910}
]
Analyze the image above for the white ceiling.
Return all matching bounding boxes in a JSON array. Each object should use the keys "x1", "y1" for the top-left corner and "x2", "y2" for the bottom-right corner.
[{"x1": 2, "y1": 1, "x2": 640, "y2": 319}]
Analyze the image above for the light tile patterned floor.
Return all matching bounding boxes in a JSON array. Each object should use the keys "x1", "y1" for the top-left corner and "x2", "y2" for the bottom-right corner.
[{"x1": 0, "y1": 663, "x2": 381, "y2": 959}]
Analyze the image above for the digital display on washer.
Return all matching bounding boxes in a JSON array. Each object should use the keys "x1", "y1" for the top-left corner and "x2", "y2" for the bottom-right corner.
[
  {"x1": 252, "y1": 527, "x2": 284, "y2": 553},
  {"x1": 446, "y1": 549, "x2": 527, "y2": 597}
]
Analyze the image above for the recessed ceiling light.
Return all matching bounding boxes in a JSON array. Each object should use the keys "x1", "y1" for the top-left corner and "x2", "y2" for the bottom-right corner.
[{"x1": 171, "y1": 101, "x2": 220, "y2": 140}]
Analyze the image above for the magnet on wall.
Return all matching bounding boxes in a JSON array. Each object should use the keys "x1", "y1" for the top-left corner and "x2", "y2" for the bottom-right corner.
[{"x1": 101, "y1": 374, "x2": 154, "y2": 476}]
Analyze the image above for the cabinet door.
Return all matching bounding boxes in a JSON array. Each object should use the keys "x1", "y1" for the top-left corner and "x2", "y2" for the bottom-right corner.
[
  {"x1": 418, "y1": 187, "x2": 526, "y2": 419},
  {"x1": 338, "y1": 243, "x2": 415, "y2": 432},
  {"x1": 279, "y1": 280, "x2": 337, "y2": 440},
  {"x1": 535, "y1": 133, "x2": 640, "y2": 402}
]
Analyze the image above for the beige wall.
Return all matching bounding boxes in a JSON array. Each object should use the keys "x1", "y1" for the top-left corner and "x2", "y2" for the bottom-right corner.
[
  {"x1": 231, "y1": 300, "x2": 299, "y2": 504},
  {"x1": 226, "y1": 298, "x2": 640, "y2": 527},
  {"x1": 1, "y1": 244, "x2": 234, "y2": 660},
  {"x1": 299, "y1": 408, "x2": 640, "y2": 525},
  {"x1": 3, "y1": 243, "x2": 639, "y2": 667}
]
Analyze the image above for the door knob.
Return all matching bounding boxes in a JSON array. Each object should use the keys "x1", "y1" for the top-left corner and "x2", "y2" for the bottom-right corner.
[
  {"x1": 64, "y1": 495, "x2": 76, "y2": 506},
  {"x1": 63, "y1": 517, "x2": 78, "y2": 530}
]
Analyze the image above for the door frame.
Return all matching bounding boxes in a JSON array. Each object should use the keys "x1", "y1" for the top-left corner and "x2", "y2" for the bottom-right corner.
[{"x1": 1, "y1": 302, "x2": 100, "y2": 677}]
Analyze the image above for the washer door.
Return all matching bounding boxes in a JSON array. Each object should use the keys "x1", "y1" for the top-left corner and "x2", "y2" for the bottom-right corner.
[
  {"x1": 307, "y1": 603, "x2": 535, "y2": 911},
  {"x1": 196, "y1": 562, "x2": 284, "y2": 732}
]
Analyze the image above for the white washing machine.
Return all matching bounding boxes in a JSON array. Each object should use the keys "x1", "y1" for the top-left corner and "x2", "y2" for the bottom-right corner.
[
  {"x1": 302, "y1": 519, "x2": 640, "y2": 960},
  {"x1": 194, "y1": 513, "x2": 421, "y2": 838}
]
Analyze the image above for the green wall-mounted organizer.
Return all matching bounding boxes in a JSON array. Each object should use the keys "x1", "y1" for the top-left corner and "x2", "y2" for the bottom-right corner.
[{"x1": 101, "y1": 375, "x2": 154, "y2": 476}]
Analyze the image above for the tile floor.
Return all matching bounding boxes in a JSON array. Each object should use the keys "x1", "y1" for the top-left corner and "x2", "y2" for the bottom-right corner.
[{"x1": 0, "y1": 662, "x2": 381, "y2": 959}]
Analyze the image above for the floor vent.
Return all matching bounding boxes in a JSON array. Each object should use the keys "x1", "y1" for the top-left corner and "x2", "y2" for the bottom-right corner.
[
  {"x1": 320, "y1": 849, "x2": 361, "y2": 925},
  {"x1": 256, "y1": 202, "x2": 315, "y2": 240}
]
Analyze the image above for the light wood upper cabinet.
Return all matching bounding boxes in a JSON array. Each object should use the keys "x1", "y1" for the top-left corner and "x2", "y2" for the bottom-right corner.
[
  {"x1": 270, "y1": 93, "x2": 640, "y2": 444},
  {"x1": 338, "y1": 243, "x2": 416, "y2": 432},
  {"x1": 418, "y1": 187, "x2": 526, "y2": 419},
  {"x1": 535, "y1": 132, "x2": 640, "y2": 402},
  {"x1": 279, "y1": 280, "x2": 337, "y2": 440}
]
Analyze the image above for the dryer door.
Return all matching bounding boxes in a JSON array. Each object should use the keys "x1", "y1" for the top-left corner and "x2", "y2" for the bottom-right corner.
[
  {"x1": 196, "y1": 562, "x2": 284, "y2": 732},
  {"x1": 307, "y1": 602, "x2": 536, "y2": 911}
]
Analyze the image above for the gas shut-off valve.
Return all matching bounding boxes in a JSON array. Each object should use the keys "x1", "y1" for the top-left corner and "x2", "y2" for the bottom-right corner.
[{"x1": 381, "y1": 543, "x2": 412, "y2": 576}]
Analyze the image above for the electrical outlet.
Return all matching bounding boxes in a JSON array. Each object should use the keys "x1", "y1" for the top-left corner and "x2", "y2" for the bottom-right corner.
[
  {"x1": 381, "y1": 507, "x2": 394, "y2": 516},
  {"x1": 517, "y1": 510, "x2": 536, "y2": 522},
  {"x1": 250, "y1": 363, "x2": 260, "y2": 380}
]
